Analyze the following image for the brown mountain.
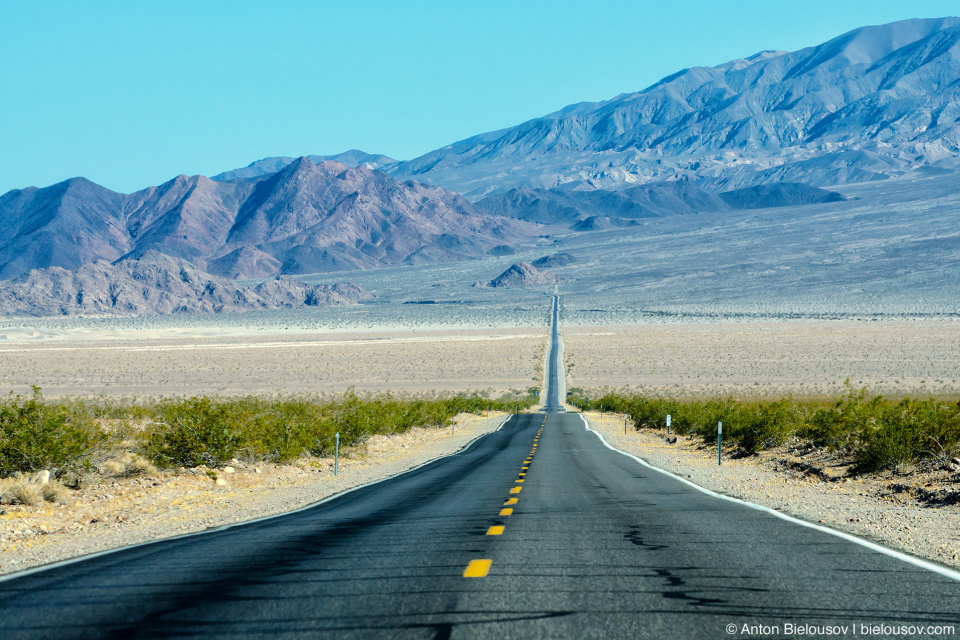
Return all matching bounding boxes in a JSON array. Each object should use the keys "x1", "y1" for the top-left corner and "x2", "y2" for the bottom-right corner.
[{"x1": 0, "y1": 158, "x2": 542, "y2": 280}]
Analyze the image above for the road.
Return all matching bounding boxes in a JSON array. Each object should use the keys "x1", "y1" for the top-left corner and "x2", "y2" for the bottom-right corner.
[
  {"x1": 1, "y1": 297, "x2": 959, "y2": 638},
  {"x1": 544, "y1": 293, "x2": 562, "y2": 412}
]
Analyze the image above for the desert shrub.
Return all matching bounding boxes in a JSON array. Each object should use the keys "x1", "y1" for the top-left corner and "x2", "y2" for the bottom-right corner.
[
  {"x1": 729, "y1": 399, "x2": 804, "y2": 453},
  {"x1": 572, "y1": 389, "x2": 960, "y2": 474},
  {"x1": 137, "y1": 390, "x2": 538, "y2": 467},
  {"x1": 0, "y1": 477, "x2": 41, "y2": 505},
  {"x1": 0, "y1": 388, "x2": 107, "y2": 477},
  {"x1": 41, "y1": 480, "x2": 67, "y2": 503},
  {"x1": 140, "y1": 397, "x2": 244, "y2": 468}
]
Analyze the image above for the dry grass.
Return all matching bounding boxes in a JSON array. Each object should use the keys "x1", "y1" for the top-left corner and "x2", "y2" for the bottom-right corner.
[
  {"x1": 0, "y1": 477, "x2": 67, "y2": 505},
  {"x1": 101, "y1": 454, "x2": 157, "y2": 478}
]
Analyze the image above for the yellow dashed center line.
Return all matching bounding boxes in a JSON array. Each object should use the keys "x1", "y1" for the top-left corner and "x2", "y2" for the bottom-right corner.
[
  {"x1": 510, "y1": 486, "x2": 522, "y2": 493},
  {"x1": 500, "y1": 508, "x2": 513, "y2": 516},
  {"x1": 464, "y1": 559, "x2": 492, "y2": 577},
  {"x1": 516, "y1": 479, "x2": 524, "y2": 483},
  {"x1": 486, "y1": 526, "x2": 505, "y2": 536}
]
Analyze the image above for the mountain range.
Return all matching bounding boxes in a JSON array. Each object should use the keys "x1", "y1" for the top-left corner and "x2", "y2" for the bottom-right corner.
[
  {"x1": 3, "y1": 16, "x2": 960, "y2": 315},
  {"x1": 220, "y1": 17, "x2": 960, "y2": 199},
  {"x1": 386, "y1": 17, "x2": 960, "y2": 197},
  {"x1": 0, "y1": 158, "x2": 538, "y2": 281}
]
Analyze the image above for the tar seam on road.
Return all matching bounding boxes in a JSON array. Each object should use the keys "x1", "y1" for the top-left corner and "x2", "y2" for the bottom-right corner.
[
  {"x1": 579, "y1": 413, "x2": 960, "y2": 583},
  {"x1": 0, "y1": 415, "x2": 515, "y2": 584}
]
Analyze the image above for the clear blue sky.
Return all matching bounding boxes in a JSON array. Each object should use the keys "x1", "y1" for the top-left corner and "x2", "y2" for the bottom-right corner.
[{"x1": 2, "y1": 0, "x2": 958, "y2": 194}]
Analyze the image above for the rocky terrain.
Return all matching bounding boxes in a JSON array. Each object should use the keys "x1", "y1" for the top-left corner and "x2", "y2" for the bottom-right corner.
[
  {"x1": 531, "y1": 253, "x2": 576, "y2": 268},
  {"x1": 3, "y1": 18, "x2": 960, "y2": 318},
  {"x1": 0, "y1": 251, "x2": 367, "y2": 316},
  {"x1": 484, "y1": 262, "x2": 559, "y2": 288},
  {"x1": 476, "y1": 182, "x2": 844, "y2": 228}
]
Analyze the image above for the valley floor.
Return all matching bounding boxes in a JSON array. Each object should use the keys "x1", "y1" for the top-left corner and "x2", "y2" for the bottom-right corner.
[
  {"x1": 0, "y1": 327, "x2": 546, "y2": 399},
  {"x1": 565, "y1": 319, "x2": 960, "y2": 399}
]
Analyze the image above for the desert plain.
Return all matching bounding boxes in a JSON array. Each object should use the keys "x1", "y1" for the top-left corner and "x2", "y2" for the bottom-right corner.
[{"x1": 1, "y1": 317, "x2": 959, "y2": 401}]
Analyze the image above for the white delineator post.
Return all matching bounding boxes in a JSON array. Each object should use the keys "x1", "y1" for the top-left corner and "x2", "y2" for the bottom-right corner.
[
  {"x1": 335, "y1": 432, "x2": 340, "y2": 476},
  {"x1": 666, "y1": 414, "x2": 671, "y2": 435},
  {"x1": 717, "y1": 422, "x2": 722, "y2": 466}
]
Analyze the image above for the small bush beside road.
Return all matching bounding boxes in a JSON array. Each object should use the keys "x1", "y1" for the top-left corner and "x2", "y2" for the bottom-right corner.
[
  {"x1": 570, "y1": 386, "x2": 960, "y2": 475},
  {"x1": 0, "y1": 389, "x2": 538, "y2": 480}
]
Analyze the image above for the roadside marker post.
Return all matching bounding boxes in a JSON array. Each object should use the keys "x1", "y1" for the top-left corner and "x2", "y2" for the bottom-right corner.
[
  {"x1": 335, "y1": 432, "x2": 340, "y2": 476},
  {"x1": 600, "y1": 404, "x2": 603, "y2": 417},
  {"x1": 666, "y1": 414, "x2": 671, "y2": 435},
  {"x1": 452, "y1": 419, "x2": 455, "y2": 436},
  {"x1": 717, "y1": 422, "x2": 722, "y2": 466},
  {"x1": 624, "y1": 415, "x2": 627, "y2": 434}
]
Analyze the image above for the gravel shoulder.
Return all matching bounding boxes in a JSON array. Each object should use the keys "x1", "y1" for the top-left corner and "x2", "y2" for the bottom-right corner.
[
  {"x1": 0, "y1": 412, "x2": 509, "y2": 577},
  {"x1": 582, "y1": 410, "x2": 960, "y2": 571}
]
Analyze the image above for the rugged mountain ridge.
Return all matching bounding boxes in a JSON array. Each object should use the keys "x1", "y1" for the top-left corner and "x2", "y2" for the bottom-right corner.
[
  {"x1": 211, "y1": 150, "x2": 397, "y2": 182},
  {"x1": 0, "y1": 158, "x2": 537, "y2": 280},
  {"x1": 385, "y1": 17, "x2": 960, "y2": 197},
  {"x1": 0, "y1": 251, "x2": 367, "y2": 316},
  {"x1": 476, "y1": 182, "x2": 844, "y2": 228}
]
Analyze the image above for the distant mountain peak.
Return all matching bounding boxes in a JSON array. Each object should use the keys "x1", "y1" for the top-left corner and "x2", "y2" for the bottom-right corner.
[
  {"x1": 388, "y1": 16, "x2": 960, "y2": 197},
  {"x1": 210, "y1": 151, "x2": 397, "y2": 182}
]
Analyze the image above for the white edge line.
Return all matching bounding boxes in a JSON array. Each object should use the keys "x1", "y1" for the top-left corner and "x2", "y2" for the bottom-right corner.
[
  {"x1": 578, "y1": 414, "x2": 960, "y2": 583},
  {"x1": 0, "y1": 415, "x2": 514, "y2": 584}
]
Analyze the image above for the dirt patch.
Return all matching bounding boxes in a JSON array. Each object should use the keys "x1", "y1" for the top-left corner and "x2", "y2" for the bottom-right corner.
[{"x1": 0, "y1": 411, "x2": 509, "y2": 577}]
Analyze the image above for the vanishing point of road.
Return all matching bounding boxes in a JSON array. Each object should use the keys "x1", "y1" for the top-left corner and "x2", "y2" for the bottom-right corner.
[{"x1": 1, "y1": 295, "x2": 959, "y2": 638}]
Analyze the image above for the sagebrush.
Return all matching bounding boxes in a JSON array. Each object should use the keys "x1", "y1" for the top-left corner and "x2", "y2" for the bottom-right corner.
[{"x1": 571, "y1": 387, "x2": 960, "y2": 474}]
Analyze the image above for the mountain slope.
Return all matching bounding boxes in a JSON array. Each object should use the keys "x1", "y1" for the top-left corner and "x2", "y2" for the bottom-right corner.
[
  {"x1": 0, "y1": 158, "x2": 541, "y2": 280},
  {"x1": 389, "y1": 17, "x2": 960, "y2": 197},
  {"x1": 0, "y1": 178, "x2": 131, "y2": 280},
  {"x1": 477, "y1": 182, "x2": 844, "y2": 228},
  {"x1": 0, "y1": 251, "x2": 367, "y2": 316}
]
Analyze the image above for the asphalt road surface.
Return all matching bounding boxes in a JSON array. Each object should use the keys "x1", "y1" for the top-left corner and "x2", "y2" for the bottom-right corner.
[
  {"x1": 2, "y1": 302, "x2": 959, "y2": 639},
  {"x1": 543, "y1": 294, "x2": 562, "y2": 412}
]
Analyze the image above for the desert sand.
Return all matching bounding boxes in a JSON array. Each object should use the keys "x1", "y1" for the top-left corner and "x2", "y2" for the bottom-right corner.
[
  {"x1": 3, "y1": 320, "x2": 960, "y2": 400},
  {"x1": 0, "y1": 328, "x2": 546, "y2": 399},
  {"x1": 564, "y1": 319, "x2": 960, "y2": 399}
]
